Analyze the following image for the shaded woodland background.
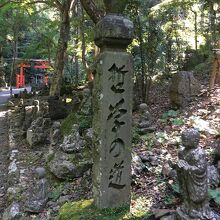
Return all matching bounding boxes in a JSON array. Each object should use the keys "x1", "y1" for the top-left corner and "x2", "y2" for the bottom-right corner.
[{"x1": 0, "y1": 0, "x2": 219, "y2": 99}]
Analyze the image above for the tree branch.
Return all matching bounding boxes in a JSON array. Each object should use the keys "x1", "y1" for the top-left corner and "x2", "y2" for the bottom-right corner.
[{"x1": 80, "y1": 0, "x2": 104, "y2": 24}]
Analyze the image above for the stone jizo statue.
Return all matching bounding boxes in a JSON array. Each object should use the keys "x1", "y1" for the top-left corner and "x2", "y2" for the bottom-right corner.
[
  {"x1": 176, "y1": 128, "x2": 217, "y2": 220},
  {"x1": 25, "y1": 167, "x2": 48, "y2": 213},
  {"x1": 80, "y1": 88, "x2": 92, "y2": 115},
  {"x1": 138, "y1": 103, "x2": 151, "y2": 128}
]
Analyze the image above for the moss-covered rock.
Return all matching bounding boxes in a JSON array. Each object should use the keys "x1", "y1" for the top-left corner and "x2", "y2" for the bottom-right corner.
[
  {"x1": 61, "y1": 112, "x2": 92, "y2": 136},
  {"x1": 58, "y1": 200, "x2": 132, "y2": 220},
  {"x1": 47, "y1": 151, "x2": 92, "y2": 180}
]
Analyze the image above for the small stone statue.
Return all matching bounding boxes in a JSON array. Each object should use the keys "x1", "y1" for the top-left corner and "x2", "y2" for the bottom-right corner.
[
  {"x1": 50, "y1": 121, "x2": 61, "y2": 146},
  {"x1": 25, "y1": 167, "x2": 48, "y2": 213},
  {"x1": 138, "y1": 103, "x2": 151, "y2": 127},
  {"x1": 32, "y1": 100, "x2": 40, "y2": 119},
  {"x1": 14, "y1": 99, "x2": 26, "y2": 128},
  {"x1": 61, "y1": 124, "x2": 84, "y2": 153},
  {"x1": 18, "y1": 98, "x2": 24, "y2": 107},
  {"x1": 137, "y1": 103, "x2": 155, "y2": 133},
  {"x1": 176, "y1": 128, "x2": 217, "y2": 220},
  {"x1": 80, "y1": 88, "x2": 92, "y2": 115},
  {"x1": 39, "y1": 100, "x2": 49, "y2": 118}
]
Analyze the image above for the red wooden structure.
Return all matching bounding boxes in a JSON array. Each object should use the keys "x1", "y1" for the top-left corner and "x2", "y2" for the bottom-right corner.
[{"x1": 16, "y1": 60, "x2": 50, "y2": 88}]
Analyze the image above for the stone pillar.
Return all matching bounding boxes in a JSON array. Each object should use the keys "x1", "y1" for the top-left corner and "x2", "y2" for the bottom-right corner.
[{"x1": 92, "y1": 1, "x2": 134, "y2": 209}]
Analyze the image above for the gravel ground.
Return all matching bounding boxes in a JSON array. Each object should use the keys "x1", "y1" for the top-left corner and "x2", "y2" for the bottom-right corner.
[{"x1": 0, "y1": 106, "x2": 9, "y2": 215}]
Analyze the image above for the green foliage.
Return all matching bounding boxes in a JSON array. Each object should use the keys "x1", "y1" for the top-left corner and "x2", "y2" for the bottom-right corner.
[
  {"x1": 48, "y1": 184, "x2": 64, "y2": 202},
  {"x1": 171, "y1": 183, "x2": 180, "y2": 194},
  {"x1": 161, "y1": 110, "x2": 179, "y2": 119},
  {"x1": 49, "y1": 190, "x2": 60, "y2": 202},
  {"x1": 208, "y1": 189, "x2": 220, "y2": 205},
  {"x1": 164, "y1": 194, "x2": 176, "y2": 205},
  {"x1": 61, "y1": 112, "x2": 92, "y2": 136},
  {"x1": 132, "y1": 127, "x2": 141, "y2": 144},
  {"x1": 155, "y1": 131, "x2": 169, "y2": 144},
  {"x1": 141, "y1": 133, "x2": 156, "y2": 149},
  {"x1": 170, "y1": 118, "x2": 184, "y2": 126},
  {"x1": 161, "y1": 110, "x2": 184, "y2": 126}
]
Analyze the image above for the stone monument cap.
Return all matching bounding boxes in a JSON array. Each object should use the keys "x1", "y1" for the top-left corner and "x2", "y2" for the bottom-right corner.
[
  {"x1": 95, "y1": 14, "x2": 134, "y2": 48},
  {"x1": 182, "y1": 128, "x2": 200, "y2": 148}
]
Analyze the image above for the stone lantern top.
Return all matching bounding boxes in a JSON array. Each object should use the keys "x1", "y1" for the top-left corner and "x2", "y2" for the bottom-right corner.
[
  {"x1": 94, "y1": 14, "x2": 134, "y2": 49},
  {"x1": 103, "y1": 0, "x2": 127, "y2": 14},
  {"x1": 213, "y1": 49, "x2": 220, "y2": 59},
  {"x1": 95, "y1": 0, "x2": 133, "y2": 49}
]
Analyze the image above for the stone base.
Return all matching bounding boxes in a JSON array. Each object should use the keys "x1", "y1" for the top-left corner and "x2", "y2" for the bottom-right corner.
[{"x1": 176, "y1": 207, "x2": 219, "y2": 220}]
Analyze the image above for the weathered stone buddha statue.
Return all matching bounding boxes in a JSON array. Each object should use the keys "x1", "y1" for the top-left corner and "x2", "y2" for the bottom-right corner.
[
  {"x1": 80, "y1": 88, "x2": 92, "y2": 115},
  {"x1": 25, "y1": 167, "x2": 48, "y2": 213},
  {"x1": 176, "y1": 128, "x2": 217, "y2": 220},
  {"x1": 138, "y1": 103, "x2": 151, "y2": 127}
]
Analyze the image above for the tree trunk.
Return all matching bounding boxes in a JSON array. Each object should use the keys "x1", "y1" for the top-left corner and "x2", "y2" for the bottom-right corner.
[
  {"x1": 49, "y1": 0, "x2": 72, "y2": 96},
  {"x1": 79, "y1": 5, "x2": 94, "y2": 82},
  {"x1": 80, "y1": 0, "x2": 104, "y2": 24},
  {"x1": 137, "y1": 15, "x2": 147, "y2": 103},
  {"x1": 194, "y1": 11, "x2": 198, "y2": 51},
  {"x1": 10, "y1": 28, "x2": 18, "y2": 96},
  {"x1": 0, "y1": 46, "x2": 6, "y2": 88}
]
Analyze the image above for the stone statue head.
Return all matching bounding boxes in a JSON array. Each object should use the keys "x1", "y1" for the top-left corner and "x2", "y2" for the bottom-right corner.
[
  {"x1": 36, "y1": 167, "x2": 46, "y2": 179},
  {"x1": 19, "y1": 98, "x2": 24, "y2": 105},
  {"x1": 33, "y1": 100, "x2": 39, "y2": 107},
  {"x1": 182, "y1": 128, "x2": 200, "y2": 149},
  {"x1": 83, "y1": 88, "x2": 91, "y2": 97},
  {"x1": 139, "y1": 103, "x2": 148, "y2": 112},
  {"x1": 103, "y1": 0, "x2": 127, "y2": 14}
]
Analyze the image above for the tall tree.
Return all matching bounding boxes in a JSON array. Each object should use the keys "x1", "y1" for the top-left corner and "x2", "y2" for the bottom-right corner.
[{"x1": 49, "y1": 0, "x2": 75, "y2": 96}]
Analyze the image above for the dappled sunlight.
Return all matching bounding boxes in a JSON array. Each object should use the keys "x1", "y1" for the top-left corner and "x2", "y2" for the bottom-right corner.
[
  {"x1": 130, "y1": 196, "x2": 153, "y2": 218},
  {"x1": 0, "y1": 111, "x2": 7, "y2": 118},
  {"x1": 58, "y1": 199, "x2": 150, "y2": 220}
]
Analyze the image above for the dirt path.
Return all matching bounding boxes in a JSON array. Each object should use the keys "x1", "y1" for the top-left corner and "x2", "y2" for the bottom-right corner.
[{"x1": 0, "y1": 106, "x2": 9, "y2": 215}]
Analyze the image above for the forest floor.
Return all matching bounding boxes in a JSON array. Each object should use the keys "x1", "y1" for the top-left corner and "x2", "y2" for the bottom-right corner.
[
  {"x1": 0, "y1": 106, "x2": 9, "y2": 214},
  {"x1": 58, "y1": 76, "x2": 220, "y2": 219},
  {"x1": 0, "y1": 76, "x2": 219, "y2": 219},
  {"x1": 129, "y1": 76, "x2": 220, "y2": 219}
]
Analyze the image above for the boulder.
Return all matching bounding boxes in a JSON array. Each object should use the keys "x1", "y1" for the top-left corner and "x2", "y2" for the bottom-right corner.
[
  {"x1": 2, "y1": 203, "x2": 22, "y2": 220},
  {"x1": 7, "y1": 101, "x2": 15, "y2": 108},
  {"x1": 131, "y1": 153, "x2": 146, "y2": 177},
  {"x1": 160, "y1": 214, "x2": 176, "y2": 220},
  {"x1": 169, "y1": 71, "x2": 201, "y2": 108},
  {"x1": 47, "y1": 151, "x2": 92, "y2": 180},
  {"x1": 25, "y1": 167, "x2": 48, "y2": 214},
  {"x1": 213, "y1": 139, "x2": 220, "y2": 164},
  {"x1": 26, "y1": 117, "x2": 51, "y2": 147},
  {"x1": 207, "y1": 165, "x2": 219, "y2": 188}
]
